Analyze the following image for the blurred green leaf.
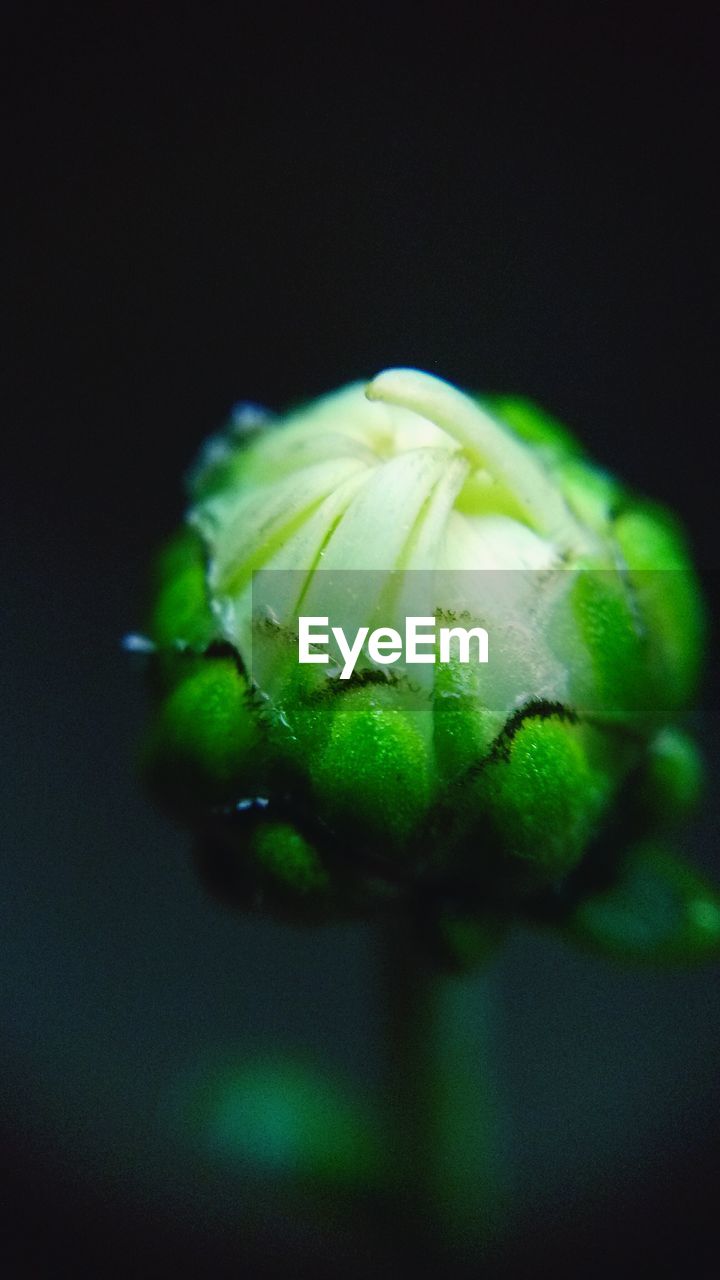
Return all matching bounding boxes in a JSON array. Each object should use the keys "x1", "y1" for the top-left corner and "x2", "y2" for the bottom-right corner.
[{"x1": 565, "y1": 842, "x2": 720, "y2": 964}]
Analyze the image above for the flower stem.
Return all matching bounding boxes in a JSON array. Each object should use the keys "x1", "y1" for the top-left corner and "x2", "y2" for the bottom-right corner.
[{"x1": 380, "y1": 915, "x2": 505, "y2": 1252}]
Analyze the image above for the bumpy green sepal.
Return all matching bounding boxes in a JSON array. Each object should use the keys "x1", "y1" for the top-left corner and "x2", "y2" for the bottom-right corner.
[
  {"x1": 467, "y1": 714, "x2": 612, "y2": 880},
  {"x1": 312, "y1": 686, "x2": 433, "y2": 856},
  {"x1": 613, "y1": 501, "x2": 706, "y2": 716},
  {"x1": 147, "y1": 527, "x2": 219, "y2": 689},
  {"x1": 568, "y1": 565, "x2": 651, "y2": 727},
  {"x1": 143, "y1": 657, "x2": 264, "y2": 812}
]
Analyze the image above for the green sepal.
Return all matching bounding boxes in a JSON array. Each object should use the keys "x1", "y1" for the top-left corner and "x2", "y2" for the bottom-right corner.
[
  {"x1": 312, "y1": 686, "x2": 433, "y2": 856},
  {"x1": 143, "y1": 657, "x2": 264, "y2": 811},
  {"x1": 242, "y1": 820, "x2": 348, "y2": 923},
  {"x1": 482, "y1": 395, "x2": 583, "y2": 462},
  {"x1": 262, "y1": 661, "x2": 337, "y2": 773},
  {"x1": 432, "y1": 655, "x2": 503, "y2": 785},
  {"x1": 147, "y1": 527, "x2": 219, "y2": 689},
  {"x1": 631, "y1": 728, "x2": 703, "y2": 833},
  {"x1": 568, "y1": 564, "x2": 651, "y2": 728},
  {"x1": 556, "y1": 456, "x2": 624, "y2": 533},
  {"x1": 565, "y1": 842, "x2": 720, "y2": 964},
  {"x1": 469, "y1": 714, "x2": 611, "y2": 880},
  {"x1": 613, "y1": 501, "x2": 706, "y2": 715},
  {"x1": 194, "y1": 812, "x2": 377, "y2": 925}
]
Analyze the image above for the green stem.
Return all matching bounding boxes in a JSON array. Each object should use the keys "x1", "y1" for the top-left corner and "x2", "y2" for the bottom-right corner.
[{"x1": 381, "y1": 915, "x2": 505, "y2": 1250}]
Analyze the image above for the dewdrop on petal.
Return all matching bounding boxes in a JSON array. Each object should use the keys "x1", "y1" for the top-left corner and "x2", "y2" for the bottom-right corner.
[{"x1": 140, "y1": 368, "x2": 719, "y2": 964}]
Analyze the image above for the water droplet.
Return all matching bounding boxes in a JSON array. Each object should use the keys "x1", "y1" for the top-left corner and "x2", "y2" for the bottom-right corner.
[{"x1": 122, "y1": 633, "x2": 156, "y2": 654}]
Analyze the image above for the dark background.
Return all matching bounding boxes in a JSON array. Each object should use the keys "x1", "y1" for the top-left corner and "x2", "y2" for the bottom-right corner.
[{"x1": 4, "y1": 4, "x2": 719, "y2": 1276}]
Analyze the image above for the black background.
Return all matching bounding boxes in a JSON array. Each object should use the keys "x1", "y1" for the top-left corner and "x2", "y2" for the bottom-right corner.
[{"x1": 4, "y1": 4, "x2": 719, "y2": 1277}]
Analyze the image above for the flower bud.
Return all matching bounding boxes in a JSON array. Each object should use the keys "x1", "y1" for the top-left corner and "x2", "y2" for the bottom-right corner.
[{"x1": 140, "y1": 369, "x2": 716, "y2": 961}]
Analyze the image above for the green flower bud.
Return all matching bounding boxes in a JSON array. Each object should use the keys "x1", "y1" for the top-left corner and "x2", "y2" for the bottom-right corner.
[{"x1": 139, "y1": 368, "x2": 714, "y2": 959}]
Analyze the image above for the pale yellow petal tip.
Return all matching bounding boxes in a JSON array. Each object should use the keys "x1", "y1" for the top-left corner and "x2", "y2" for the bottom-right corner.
[{"x1": 365, "y1": 367, "x2": 435, "y2": 405}]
